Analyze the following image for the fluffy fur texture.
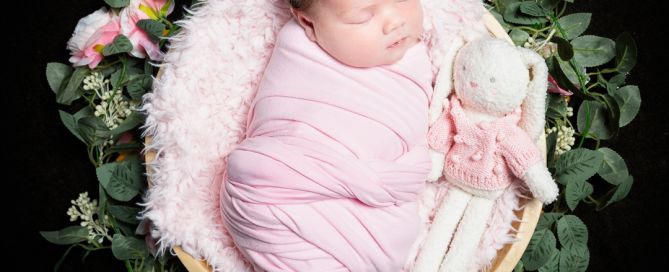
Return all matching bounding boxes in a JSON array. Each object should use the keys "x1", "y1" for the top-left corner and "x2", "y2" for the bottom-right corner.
[{"x1": 139, "y1": 0, "x2": 526, "y2": 271}]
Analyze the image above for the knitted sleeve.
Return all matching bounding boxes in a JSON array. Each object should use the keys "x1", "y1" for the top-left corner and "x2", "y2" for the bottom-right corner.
[
  {"x1": 499, "y1": 126, "x2": 543, "y2": 178},
  {"x1": 427, "y1": 107, "x2": 454, "y2": 152}
]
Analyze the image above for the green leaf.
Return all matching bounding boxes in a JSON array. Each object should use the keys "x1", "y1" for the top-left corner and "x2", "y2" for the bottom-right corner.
[
  {"x1": 112, "y1": 67, "x2": 144, "y2": 90},
  {"x1": 127, "y1": 74, "x2": 153, "y2": 100},
  {"x1": 538, "y1": 248, "x2": 560, "y2": 272},
  {"x1": 599, "y1": 93, "x2": 621, "y2": 138},
  {"x1": 557, "y1": 215, "x2": 588, "y2": 248},
  {"x1": 58, "y1": 110, "x2": 86, "y2": 144},
  {"x1": 141, "y1": 258, "x2": 156, "y2": 272},
  {"x1": 102, "y1": 35, "x2": 133, "y2": 57},
  {"x1": 111, "y1": 234, "x2": 149, "y2": 260},
  {"x1": 98, "y1": 184, "x2": 108, "y2": 219},
  {"x1": 490, "y1": 9, "x2": 512, "y2": 31},
  {"x1": 519, "y1": 1, "x2": 548, "y2": 17},
  {"x1": 604, "y1": 175, "x2": 633, "y2": 208},
  {"x1": 551, "y1": 36, "x2": 573, "y2": 61},
  {"x1": 577, "y1": 100, "x2": 613, "y2": 140},
  {"x1": 108, "y1": 205, "x2": 142, "y2": 224},
  {"x1": 117, "y1": 221, "x2": 138, "y2": 237},
  {"x1": 126, "y1": 66, "x2": 145, "y2": 79},
  {"x1": 110, "y1": 111, "x2": 145, "y2": 136},
  {"x1": 57, "y1": 67, "x2": 89, "y2": 106},
  {"x1": 98, "y1": 64, "x2": 118, "y2": 77},
  {"x1": 537, "y1": 212, "x2": 564, "y2": 230},
  {"x1": 495, "y1": 0, "x2": 521, "y2": 14},
  {"x1": 40, "y1": 226, "x2": 89, "y2": 245},
  {"x1": 522, "y1": 229, "x2": 556, "y2": 270},
  {"x1": 597, "y1": 147, "x2": 629, "y2": 185},
  {"x1": 607, "y1": 73, "x2": 627, "y2": 94},
  {"x1": 137, "y1": 19, "x2": 166, "y2": 43},
  {"x1": 547, "y1": 94, "x2": 567, "y2": 119},
  {"x1": 46, "y1": 62, "x2": 73, "y2": 94},
  {"x1": 559, "y1": 244, "x2": 590, "y2": 272},
  {"x1": 110, "y1": 69, "x2": 123, "y2": 90},
  {"x1": 160, "y1": 0, "x2": 174, "y2": 17},
  {"x1": 546, "y1": 57, "x2": 582, "y2": 98},
  {"x1": 510, "y1": 29, "x2": 530, "y2": 46},
  {"x1": 514, "y1": 259, "x2": 524, "y2": 272},
  {"x1": 104, "y1": 0, "x2": 130, "y2": 8},
  {"x1": 504, "y1": 2, "x2": 549, "y2": 25},
  {"x1": 74, "y1": 106, "x2": 95, "y2": 120},
  {"x1": 615, "y1": 32, "x2": 637, "y2": 73},
  {"x1": 571, "y1": 35, "x2": 616, "y2": 68},
  {"x1": 557, "y1": 56, "x2": 586, "y2": 89},
  {"x1": 611, "y1": 85, "x2": 641, "y2": 127},
  {"x1": 554, "y1": 148, "x2": 604, "y2": 185},
  {"x1": 78, "y1": 117, "x2": 112, "y2": 145},
  {"x1": 96, "y1": 156, "x2": 143, "y2": 202},
  {"x1": 546, "y1": 130, "x2": 557, "y2": 166},
  {"x1": 557, "y1": 13, "x2": 591, "y2": 40},
  {"x1": 565, "y1": 179, "x2": 593, "y2": 211},
  {"x1": 540, "y1": 0, "x2": 560, "y2": 10}
]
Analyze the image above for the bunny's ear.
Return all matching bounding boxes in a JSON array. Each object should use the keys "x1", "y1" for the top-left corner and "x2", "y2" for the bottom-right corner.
[
  {"x1": 430, "y1": 36, "x2": 466, "y2": 118},
  {"x1": 517, "y1": 47, "x2": 549, "y2": 142}
]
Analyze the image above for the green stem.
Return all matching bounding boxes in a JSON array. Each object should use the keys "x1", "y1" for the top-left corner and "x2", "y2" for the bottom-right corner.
[
  {"x1": 512, "y1": 26, "x2": 551, "y2": 35},
  {"x1": 587, "y1": 68, "x2": 618, "y2": 76},
  {"x1": 585, "y1": 83, "x2": 599, "y2": 92},
  {"x1": 557, "y1": 1, "x2": 568, "y2": 18},
  {"x1": 87, "y1": 145, "x2": 98, "y2": 166},
  {"x1": 535, "y1": 28, "x2": 557, "y2": 51},
  {"x1": 125, "y1": 260, "x2": 133, "y2": 272},
  {"x1": 95, "y1": 59, "x2": 122, "y2": 69},
  {"x1": 551, "y1": 190, "x2": 564, "y2": 212},
  {"x1": 577, "y1": 102, "x2": 592, "y2": 148},
  {"x1": 77, "y1": 244, "x2": 111, "y2": 251},
  {"x1": 587, "y1": 195, "x2": 601, "y2": 206},
  {"x1": 551, "y1": 14, "x2": 590, "y2": 95}
]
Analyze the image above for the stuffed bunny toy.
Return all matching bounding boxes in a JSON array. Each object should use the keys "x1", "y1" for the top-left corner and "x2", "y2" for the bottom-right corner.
[{"x1": 412, "y1": 36, "x2": 559, "y2": 272}]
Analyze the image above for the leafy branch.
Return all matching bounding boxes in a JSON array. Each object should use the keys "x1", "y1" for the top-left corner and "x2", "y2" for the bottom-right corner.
[
  {"x1": 40, "y1": 0, "x2": 190, "y2": 271},
  {"x1": 486, "y1": 0, "x2": 639, "y2": 271}
]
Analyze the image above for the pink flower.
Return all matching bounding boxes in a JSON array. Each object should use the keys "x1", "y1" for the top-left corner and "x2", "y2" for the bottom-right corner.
[
  {"x1": 67, "y1": 7, "x2": 121, "y2": 69},
  {"x1": 547, "y1": 75, "x2": 574, "y2": 96},
  {"x1": 120, "y1": 0, "x2": 175, "y2": 61}
]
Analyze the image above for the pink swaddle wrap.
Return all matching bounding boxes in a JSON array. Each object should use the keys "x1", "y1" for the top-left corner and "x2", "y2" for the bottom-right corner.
[{"x1": 220, "y1": 18, "x2": 434, "y2": 272}]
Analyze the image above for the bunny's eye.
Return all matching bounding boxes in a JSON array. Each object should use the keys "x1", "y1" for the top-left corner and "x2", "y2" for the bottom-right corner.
[
  {"x1": 490, "y1": 77, "x2": 496, "y2": 83},
  {"x1": 462, "y1": 66, "x2": 466, "y2": 71}
]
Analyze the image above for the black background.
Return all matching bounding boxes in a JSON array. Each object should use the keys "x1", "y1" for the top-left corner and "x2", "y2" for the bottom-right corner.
[{"x1": 11, "y1": 0, "x2": 667, "y2": 271}]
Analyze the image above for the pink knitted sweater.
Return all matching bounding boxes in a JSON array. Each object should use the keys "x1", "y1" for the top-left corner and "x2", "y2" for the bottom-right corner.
[{"x1": 427, "y1": 95, "x2": 542, "y2": 190}]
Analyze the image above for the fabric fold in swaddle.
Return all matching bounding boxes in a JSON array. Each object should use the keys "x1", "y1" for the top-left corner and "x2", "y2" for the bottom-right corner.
[{"x1": 221, "y1": 18, "x2": 434, "y2": 272}]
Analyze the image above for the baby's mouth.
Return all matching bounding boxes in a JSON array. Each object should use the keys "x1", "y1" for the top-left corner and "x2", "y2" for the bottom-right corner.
[{"x1": 387, "y1": 37, "x2": 407, "y2": 49}]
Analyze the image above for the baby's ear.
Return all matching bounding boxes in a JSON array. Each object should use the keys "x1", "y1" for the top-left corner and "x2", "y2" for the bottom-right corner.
[{"x1": 293, "y1": 11, "x2": 317, "y2": 42}]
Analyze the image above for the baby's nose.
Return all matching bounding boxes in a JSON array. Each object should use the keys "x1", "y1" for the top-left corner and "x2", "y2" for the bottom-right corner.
[{"x1": 384, "y1": 20, "x2": 405, "y2": 35}]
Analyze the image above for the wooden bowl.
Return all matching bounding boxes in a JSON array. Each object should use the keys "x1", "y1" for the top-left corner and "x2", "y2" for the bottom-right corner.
[{"x1": 143, "y1": 10, "x2": 545, "y2": 272}]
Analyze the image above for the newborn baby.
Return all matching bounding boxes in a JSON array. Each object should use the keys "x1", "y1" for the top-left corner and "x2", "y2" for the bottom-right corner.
[{"x1": 221, "y1": 1, "x2": 433, "y2": 271}]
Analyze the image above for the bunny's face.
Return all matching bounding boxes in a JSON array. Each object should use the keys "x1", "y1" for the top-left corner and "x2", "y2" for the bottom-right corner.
[{"x1": 453, "y1": 38, "x2": 530, "y2": 116}]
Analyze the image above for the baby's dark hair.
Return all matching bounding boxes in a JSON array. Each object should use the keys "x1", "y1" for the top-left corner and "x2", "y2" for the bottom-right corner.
[{"x1": 288, "y1": 0, "x2": 314, "y2": 11}]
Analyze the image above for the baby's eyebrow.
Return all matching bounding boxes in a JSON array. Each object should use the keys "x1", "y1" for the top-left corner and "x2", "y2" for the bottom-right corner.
[{"x1": 338, "y1": 4, "x2": 373, "y2": 16}]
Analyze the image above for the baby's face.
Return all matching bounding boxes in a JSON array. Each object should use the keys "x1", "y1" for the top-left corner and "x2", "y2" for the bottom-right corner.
[{"x1": 292, "y1": 0, "x2": 424, "y2": 68}]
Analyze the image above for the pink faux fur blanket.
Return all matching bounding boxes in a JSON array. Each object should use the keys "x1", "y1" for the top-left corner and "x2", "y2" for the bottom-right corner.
[
  {"x1": 221, "y1": 18, "x2": 433, "y2": 271},
  {"x1": 140, "y1": 1, "x2": 527, "y2": 271}
]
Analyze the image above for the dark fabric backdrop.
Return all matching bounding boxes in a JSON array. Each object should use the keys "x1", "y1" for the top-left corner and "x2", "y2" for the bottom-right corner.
[{"x1": 11, "y1": 0, "x2": 667, "y2": 271}]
